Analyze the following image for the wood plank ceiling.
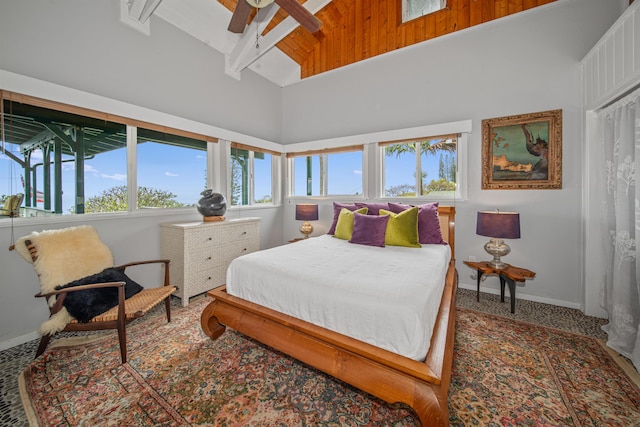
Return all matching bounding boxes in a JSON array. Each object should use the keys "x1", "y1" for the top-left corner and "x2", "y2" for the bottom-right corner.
[{"x1": 220, "y1": 0, "x2": 557, "y2": 80}]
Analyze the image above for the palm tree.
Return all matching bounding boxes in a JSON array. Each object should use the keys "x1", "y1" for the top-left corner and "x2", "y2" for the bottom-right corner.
[{"x1": 384, "y1": 137, "x2": 456, "y2": 159}]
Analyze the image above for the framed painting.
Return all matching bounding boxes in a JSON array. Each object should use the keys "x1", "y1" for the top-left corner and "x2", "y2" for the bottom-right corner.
[{"x1": 481, "y1": 109, "x2": 562, "y2": 189}]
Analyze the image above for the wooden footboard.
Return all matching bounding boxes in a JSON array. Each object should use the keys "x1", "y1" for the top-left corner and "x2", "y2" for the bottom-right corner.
[{"x1": 201, "y1": 260, "x2": 458, "y2": 426}]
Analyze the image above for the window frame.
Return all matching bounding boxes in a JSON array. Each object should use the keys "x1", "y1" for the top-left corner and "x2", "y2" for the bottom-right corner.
[
  {"x1": 1, "y1": 89, "x2": 219, "y2": 217},
  {"x1": 286, "y1": 145, "x2": 365, "y2": 198},
  {"x1": 228, "y1": 141, "x2": 280, "y2": 207},
  {"x1": 378, "y1": 133, "x2": 466, "y2": 202},
  {"x1": 402, "y1": 0, "x2": 447, "y2": 23}
]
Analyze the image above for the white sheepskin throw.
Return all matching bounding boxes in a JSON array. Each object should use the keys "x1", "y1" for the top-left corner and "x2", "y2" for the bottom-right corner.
[{"x1": 15, "y1": 225, "x2": 114, "y2": 335}]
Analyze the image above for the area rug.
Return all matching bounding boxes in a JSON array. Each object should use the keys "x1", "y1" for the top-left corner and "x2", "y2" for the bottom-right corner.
[{"x1": 19, "y1": 298, "x2": 640, "y2": 426}]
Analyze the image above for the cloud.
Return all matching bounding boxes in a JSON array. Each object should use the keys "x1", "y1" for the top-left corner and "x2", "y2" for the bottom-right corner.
[
  {"x1": 353, "y1": 169, "x2": 362, "y2": 175},
  {"x1": 101, "y1": 173, "x2": 126, "y2": 181},
  {"x1": 29, "y1": 150, "x2": 44, "y2": 161},
  {"x1": 165, "y1": 171, "x2": 179, "y2": 177}
]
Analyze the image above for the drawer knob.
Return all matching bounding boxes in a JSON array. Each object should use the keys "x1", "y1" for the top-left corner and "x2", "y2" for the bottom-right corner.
[
  {"x1": 207, "y1": 277, "x2": 211, "y2": 280},
  {"x1": 242, "y1": 231, "x2": 247, "y2": 235},
  {"x1": 208, "y1": 237, "x2": 212, "y2": 241},
  {"x1": 207, "y1": 256, "x2": 212, "y2": 260}
]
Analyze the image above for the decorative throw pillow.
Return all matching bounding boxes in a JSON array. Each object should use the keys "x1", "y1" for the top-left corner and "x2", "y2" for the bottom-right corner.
[
  {"x1": 387, "y1": 202, "x2": 446, "y2": 245},
  {"x1": 379, "y1": 207, "x2": 421, "y2": 248},
  {"x1": 354, "y1": 202, "x2": 389, "y2": 215},
  {"x1": 327, "y1": 202, "x2": 358, "y2": 235},
  {"x1": 334, "y1": 207, "x2": 368, "y2": 240},
  {"x1": 55, "y1": 268, "x2": 144, "y2": 323},
  {"x1": 349, "y1": 212, "x2": 389, "y2": 247}
]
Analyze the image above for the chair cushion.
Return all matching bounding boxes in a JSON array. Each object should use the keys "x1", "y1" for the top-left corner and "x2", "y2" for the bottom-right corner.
[
  {"x1": 56, "y1": 268, "x2": 144, "y2": 323},
  {"x1": 76, "y1": 286, "x2": 177, "y2": 323}
]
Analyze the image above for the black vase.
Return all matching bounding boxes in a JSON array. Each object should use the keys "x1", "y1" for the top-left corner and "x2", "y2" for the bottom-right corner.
[{"x1": 197, "y1": 190, "x2": 227, "y2": 217}]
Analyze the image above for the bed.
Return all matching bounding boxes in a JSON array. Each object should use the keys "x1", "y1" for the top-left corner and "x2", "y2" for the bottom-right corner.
[{"x1": 201, "y1": 206, "x2": 457, "y2": 426}]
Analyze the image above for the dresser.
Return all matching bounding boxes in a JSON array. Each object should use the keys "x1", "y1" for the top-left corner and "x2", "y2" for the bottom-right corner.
[{"x1": 160, "y1": 217, "x2": 260, "y2": 306}]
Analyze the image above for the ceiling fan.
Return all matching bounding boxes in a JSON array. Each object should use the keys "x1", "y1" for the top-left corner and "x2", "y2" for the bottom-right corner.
[{"x1": 228, "y1": 0, "x2": 322, "y2": 34}]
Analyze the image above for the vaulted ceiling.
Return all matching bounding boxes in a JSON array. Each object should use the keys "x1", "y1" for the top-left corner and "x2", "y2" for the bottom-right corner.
[{"x1": 128, "y1": 0, "x2": 557, "y2": 86}]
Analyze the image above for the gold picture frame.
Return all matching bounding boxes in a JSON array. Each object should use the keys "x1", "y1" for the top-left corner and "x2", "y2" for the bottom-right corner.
[{"x1": 481, "y1": 109, "x2": 562, "y2": 190}]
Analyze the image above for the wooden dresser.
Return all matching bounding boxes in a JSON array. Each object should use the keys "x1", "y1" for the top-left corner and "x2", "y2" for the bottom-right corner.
[{"x1": 160, "y1": 217, "x2": 260, "y2": 306}]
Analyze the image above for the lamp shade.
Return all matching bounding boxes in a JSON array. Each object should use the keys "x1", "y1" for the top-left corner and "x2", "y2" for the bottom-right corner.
[
  {"x1": 476, "y1": 211, "x2": 521, "y2": 239},
  {"x1": 295, "y1": 204, "x2": 318, "y2": 221}
]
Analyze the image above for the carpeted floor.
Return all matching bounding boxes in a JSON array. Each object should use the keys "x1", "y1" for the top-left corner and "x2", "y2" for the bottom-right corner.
[{"x1": 0, "y1": 288, "x2": 627, "y2": 426}]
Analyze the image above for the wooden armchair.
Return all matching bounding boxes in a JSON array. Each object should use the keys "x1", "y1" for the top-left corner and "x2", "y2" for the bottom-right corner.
[{"x1": 14, "y1": 225, "x2": 177, "y2": 363}]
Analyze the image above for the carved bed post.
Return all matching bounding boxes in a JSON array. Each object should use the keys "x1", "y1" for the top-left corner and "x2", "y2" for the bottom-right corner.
[{"x1": 200, "y1": 300, "x2": 226, "y2": 339}]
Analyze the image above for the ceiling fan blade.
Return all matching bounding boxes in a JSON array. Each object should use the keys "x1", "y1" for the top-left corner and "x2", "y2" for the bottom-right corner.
[
  {"x1": 275, "y1": 0, "x2": 322, "y2": 33},
  {"x1": 228, "y1": 0, "x2": 253, "y2": 33}
]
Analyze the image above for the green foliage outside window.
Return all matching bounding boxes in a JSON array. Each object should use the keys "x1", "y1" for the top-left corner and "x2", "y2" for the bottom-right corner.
[{"x1": 68, "y1": 186, "x2": 184, "y2": 213}]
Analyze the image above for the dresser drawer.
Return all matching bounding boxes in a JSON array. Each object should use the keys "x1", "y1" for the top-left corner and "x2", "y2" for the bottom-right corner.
[
  {"x1": 160, "y1": 218, "x2": 260, "y2": 306},
  {"x1": 186, "y1": 240, "x2": 258, "y2": 272},
  {"x1": 184, "y1": 222, "x2": 259, "y2": 252}
]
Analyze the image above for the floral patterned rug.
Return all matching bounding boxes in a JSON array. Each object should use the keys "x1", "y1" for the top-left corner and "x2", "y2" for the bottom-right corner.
[{"x1": 19, "y1": 297, "x2": 640, "y2": 426}]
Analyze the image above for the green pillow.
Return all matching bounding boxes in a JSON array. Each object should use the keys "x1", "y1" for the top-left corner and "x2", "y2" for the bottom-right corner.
[
  {"x1": 379, "y1": 207, "x2": 421, "y2": 248},
  {"x1": 334, "y1": 207, "x2": 368, "y2": 240}
]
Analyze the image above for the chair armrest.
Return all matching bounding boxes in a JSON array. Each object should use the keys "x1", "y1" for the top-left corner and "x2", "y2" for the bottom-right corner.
[
  {"x1": 114, "y1": 259, "x2": 172, "y2": 288},
  {"x1": 35, "y1": 281, "x2": 126, "y2": 318},
  {"x1": 115, "y1": 259, "x2": 170, "y2": 269},
  {"x1": 35, "y1": 281, "x2": 126, "y2": 299}
]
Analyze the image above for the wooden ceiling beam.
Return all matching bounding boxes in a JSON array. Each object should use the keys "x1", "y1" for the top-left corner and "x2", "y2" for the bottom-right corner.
[{"x1": 225, "y1": 0, "x2": 331, "y2": 78}]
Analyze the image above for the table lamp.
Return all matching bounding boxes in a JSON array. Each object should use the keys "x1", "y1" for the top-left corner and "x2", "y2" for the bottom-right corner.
[
  {"x1": 476, "y1": 210, "x2": 521, "y2": 269},
  {"x1": 295, "y1": 204, "x2": 318, "y2": 239}
]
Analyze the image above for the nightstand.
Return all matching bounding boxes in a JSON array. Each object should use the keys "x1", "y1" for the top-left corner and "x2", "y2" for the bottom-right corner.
[{"x1": 463, "y1": 260, "x2": 535, "y2": 313}]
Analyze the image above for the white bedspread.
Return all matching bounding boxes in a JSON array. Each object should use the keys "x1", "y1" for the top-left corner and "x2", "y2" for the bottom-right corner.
[{"x1": 226, "y1": 235, "x2": 451, "y2": 361}]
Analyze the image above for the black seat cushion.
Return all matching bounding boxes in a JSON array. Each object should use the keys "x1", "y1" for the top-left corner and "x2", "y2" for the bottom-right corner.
[{"x1": 55, "y1": 268, "x2": 144, "y2": 322}]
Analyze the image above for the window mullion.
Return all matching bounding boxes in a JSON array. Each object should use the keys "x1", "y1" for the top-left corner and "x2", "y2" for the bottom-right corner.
[
  {"x1": 415, "y1": 143, "x2": 422, "y2": 196},
  {"x1": 126, "y1": 125, "x2": 137, "y2": 211},
  {"x1": 249, "y1": 151, "x2": 255, "y2": 204},
  {"x1": 322, "y1": 154, "x2": 328, "y2": 196}
]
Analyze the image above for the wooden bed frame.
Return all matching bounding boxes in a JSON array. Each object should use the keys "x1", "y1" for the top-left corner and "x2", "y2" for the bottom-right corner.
[{"x1": 201, "y1": 206, "x2": 457, "y2": 426}]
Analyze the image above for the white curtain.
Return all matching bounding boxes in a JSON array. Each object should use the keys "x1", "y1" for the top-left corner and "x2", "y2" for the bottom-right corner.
[{"x1": 599, "y1": 88, "x2": 640, "y2": 372}]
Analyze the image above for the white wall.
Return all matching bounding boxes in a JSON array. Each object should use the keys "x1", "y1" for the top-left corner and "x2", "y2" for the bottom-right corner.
[
  {"x1": 0, "y1": 0, "x2": 283, "y2": 142},
  {"x1": 281, "y1": 0, "x2": 621, "y2": 309}
]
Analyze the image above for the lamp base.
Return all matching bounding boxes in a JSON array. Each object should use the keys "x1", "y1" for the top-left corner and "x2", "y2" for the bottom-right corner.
[
  {"x1": 484, "y1": 238, "x2": 511, "y2": 270},
  {"x1": 300, "y1": 221, "x2": 313, "y2": 239}
]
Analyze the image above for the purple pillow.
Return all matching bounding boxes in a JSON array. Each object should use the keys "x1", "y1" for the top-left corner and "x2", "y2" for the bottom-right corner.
[
  {"x1": 327, "y1": 202, "x2": 358, "y2": 235},
  {"x1": 349, "y1": 212, "x2": 389, "y2": 247},
  {"x1": 354, "y1": 202, "x2": 389, "y2": 215},
  {"x1": 387, "y1": 202, "x2": 446, "y2": 245}
]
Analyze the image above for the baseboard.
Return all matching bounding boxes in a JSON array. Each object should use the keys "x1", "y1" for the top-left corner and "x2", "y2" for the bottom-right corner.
[
  {"x1": 458, "y1": 282, "x2": 583, "y2": 311},
  {"x1": 0, "y1": 331, "x2": 39, "y2": 352}
]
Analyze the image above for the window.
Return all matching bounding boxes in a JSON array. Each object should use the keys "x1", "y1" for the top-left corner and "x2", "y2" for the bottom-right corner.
[
  {"x1": 137, "y1": 128, "x2": 207, "y2": 209},
  {"x1": 288, "y1": 146, "x2": 363, "y2": 197},
  {"x1": 1, "y1": 97, "x2": 128, "y2": 215},
  {"x1": 403, "y1": 0, "x2": 446, "y2": 22},
  {"x1": 230, "y1": 143, "x2": 275, "y2": 206},
  {"x1": 381, "y1": 134, "x2": 457, "y2": 199},
  {"x1": 1, "y1": 90, "x2": 217, "y2": 217}
]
